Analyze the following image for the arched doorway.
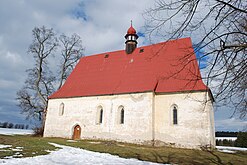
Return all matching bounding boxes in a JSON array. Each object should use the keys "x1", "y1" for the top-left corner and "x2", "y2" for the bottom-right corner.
[{"x1": 72, "y1": 125, "x2": 81, "y2": 140}]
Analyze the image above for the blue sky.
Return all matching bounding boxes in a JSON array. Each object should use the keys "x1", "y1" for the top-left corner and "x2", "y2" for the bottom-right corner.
[{"x1": 0, "y1": 0, "x2": 246, "y2": 131}]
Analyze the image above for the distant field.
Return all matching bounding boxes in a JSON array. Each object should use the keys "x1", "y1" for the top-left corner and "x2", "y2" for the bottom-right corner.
[
  {"x1": 0, "y1": 134, "x2": 247, "y2": 165},
  {"x1": 0, "y1": 128, "x2": 33, "y2": 135},
  {"x1": 216, "y1": 137, "x2": 237, "y2": 141}
]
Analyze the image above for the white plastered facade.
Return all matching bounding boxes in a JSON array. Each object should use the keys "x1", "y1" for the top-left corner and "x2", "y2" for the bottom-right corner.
[{"x1": 44, "y1": 91, "x2": 215, "y2": 149}]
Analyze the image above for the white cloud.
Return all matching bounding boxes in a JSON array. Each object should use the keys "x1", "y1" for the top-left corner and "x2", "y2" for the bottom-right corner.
[
  {"x1": 0, "y1": 0, "x2": 154, "y2": 126},
  {"x1": 215, "y1": 118, "x2": 247, "y2": 132},
  {"x1": 0, "y1": 0, "x2": 245, "y2": 131}
]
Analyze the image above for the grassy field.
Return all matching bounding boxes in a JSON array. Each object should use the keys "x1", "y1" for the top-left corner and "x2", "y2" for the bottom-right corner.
[{"x1": 0, "y1": 135, "x2": 247, "y2": 165}]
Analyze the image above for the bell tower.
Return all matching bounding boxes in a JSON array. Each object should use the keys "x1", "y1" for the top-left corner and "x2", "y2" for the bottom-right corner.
[{"x1": 125, "y1": 21, "x2": 138, "y2": 54}]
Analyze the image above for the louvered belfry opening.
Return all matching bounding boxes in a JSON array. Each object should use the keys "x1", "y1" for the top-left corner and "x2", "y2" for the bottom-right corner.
[{"x1": 125, "y1": 22, "x2": 138, "y2": 54}]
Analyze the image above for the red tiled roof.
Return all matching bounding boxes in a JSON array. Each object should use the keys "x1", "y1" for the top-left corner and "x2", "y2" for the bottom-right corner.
[{"x1": 49, "y1": 38, "x2": 208, "y2": 99}]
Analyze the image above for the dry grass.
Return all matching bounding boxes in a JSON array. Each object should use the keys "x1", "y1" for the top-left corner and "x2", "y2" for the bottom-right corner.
[{"x1": 0, "y1": 135, "x2": 247, "y2": 165}]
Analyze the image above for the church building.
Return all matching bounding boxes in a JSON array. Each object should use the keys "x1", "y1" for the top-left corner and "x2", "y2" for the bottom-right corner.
[{"x1": 44, "y1": 24, "x2": 215, "y2": 149}]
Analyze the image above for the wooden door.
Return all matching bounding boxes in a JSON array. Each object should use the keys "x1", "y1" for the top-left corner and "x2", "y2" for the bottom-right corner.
[{"x1": 73, "y1": 125, "x2": 81, "y2": 140}]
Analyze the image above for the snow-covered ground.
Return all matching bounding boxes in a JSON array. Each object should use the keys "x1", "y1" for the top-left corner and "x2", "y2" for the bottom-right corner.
[
  {"x1": 1, "y1": 143, "x2": 247, "y2": 165},
  {"x1": 1, "y1": 128, "x2": 246, "y2": 164},
  {"x1": 216, "y1": 137, "x2": 237, "y2": 141},
  {"x1": 0, "y1": 128, "x2": 168, "y2": 164},
  {"x1": 0, "y1": 143, "x2": 167, "y2": 165},
  {"x1": 0, "y1": 128, "x2": 33, "y2": 135},
  {"x1": 216, "y1": 146, "x2": 247, "y2": 153}
]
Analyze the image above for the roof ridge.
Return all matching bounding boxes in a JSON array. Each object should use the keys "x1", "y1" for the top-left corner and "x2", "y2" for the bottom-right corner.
[{"x1": 84, "y1": 37, "x2": 192, "y2": 58}]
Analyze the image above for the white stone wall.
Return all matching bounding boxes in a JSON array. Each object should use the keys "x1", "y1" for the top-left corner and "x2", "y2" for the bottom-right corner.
[
  {"x1": 44, "y1": 91, "x2": 215, "y2": 149},
  {"x1": 154, "y1": 91, "x2": 215, "y2": 148},
  {"x1": 44, "y1": 92, "x2": 154, "y2": 144}
]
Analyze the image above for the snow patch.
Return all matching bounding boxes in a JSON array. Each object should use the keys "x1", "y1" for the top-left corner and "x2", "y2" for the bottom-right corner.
[
  {"x1": 88, "y1": 141, "x2": 101, "y2": 144},
  {"x1": 218, "y1": 150, "x2": 236, "y2": 153},
  {"x1": 15, "y1": 147, "x2": 23, "y2": 149},
  {"x1": 3, "y1": 156, "x2": 14, "y2": 159},
  {"x1": 44, "y1": 150, "x2": 53, "y2": 153},
  {"x1": 0, "y1": 145, "x2": 12, "y2": 149},
  {"x1": 216, "y1": 146, "x2": 247, "y2": 153},
  {"x1": 215, "y1": 137, "x2": 237, "y2": 141},
  {"x1": 66, "y1": 140, "x2": 77, "y2": 143},
  {"x1": 11, "y1": 148, "x2": 23, "y2": 152},
  {"x1": 0, "y1": 142, "x2": 169, "y2": 165}
]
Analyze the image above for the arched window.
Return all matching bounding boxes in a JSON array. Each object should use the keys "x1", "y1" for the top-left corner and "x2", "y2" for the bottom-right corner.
[
  {"x1": 120, "y1": 107, "x2": 124, "y2": 124},
  {"x1": 173, "y1": 106, "x2": 178, "y2": 125},
  {"x1": 99, "y1": 109, "x2": 103, "y2": 124},
  {"x1": 59, "y1": 103, "x2": 64, "y2": 116},
  {"x1": 96, "y1": 106, "x2": 103, "y2": 124}
]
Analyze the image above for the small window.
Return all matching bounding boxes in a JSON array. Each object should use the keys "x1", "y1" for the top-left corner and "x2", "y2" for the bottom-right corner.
[
  {"x1": 104, "y1": 54, "x2": 109, "y2": 58},
  {"x1": 173, "y1": 106, "x2": 178, "y2": 125},
  {"x1": 99, "y1": 109, "x2": 103, "y2": 124},
  {"x1": 117, "y1": 106, "x2": 125, "y2": 124},
  {"x1": 59, "y1": 103, "x2": 64, "y2": 116},
  {"x1": 120, "y1": 108, "x2": 124, "y2": 124},
  {"x1": 96, "y1": 106, "x2": 103, "y2": 125},
  {"x1": 139, "y1": 48, "x2": 144, "y2": 53}
]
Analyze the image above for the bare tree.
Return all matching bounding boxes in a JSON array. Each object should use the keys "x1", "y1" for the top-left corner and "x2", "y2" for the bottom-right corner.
[
  {"x1": 144, "y1": 0, "x2": 247, "y2": 118},
  {"x1": 17, "y1": 26, "x2": 58, "y2": 129},
  {"x1": 16, "y1": 26, "x2": 84, "y2": 133},
  {"x1": 58, "y1": 34, "x2": 84, "y2": 89}
]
